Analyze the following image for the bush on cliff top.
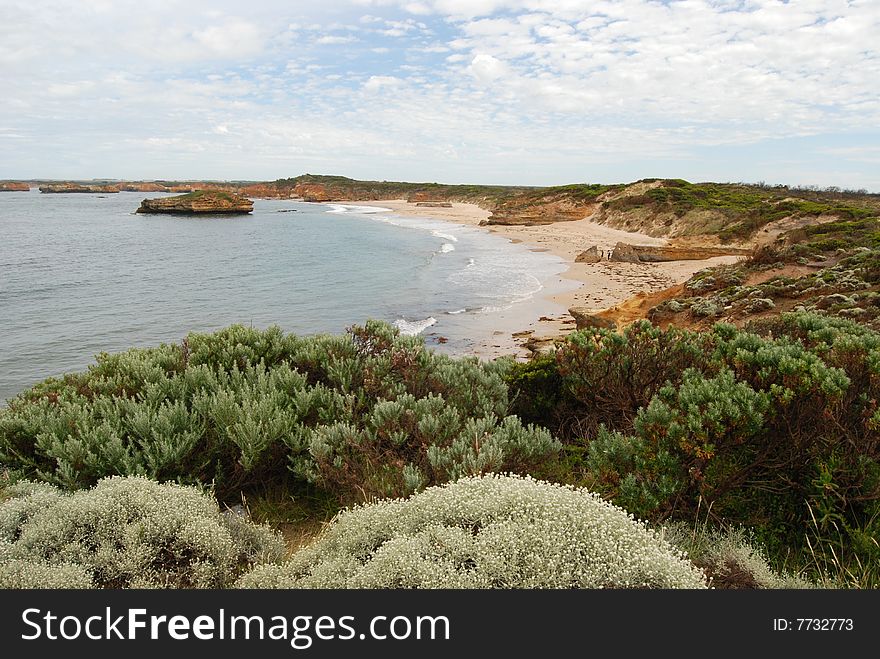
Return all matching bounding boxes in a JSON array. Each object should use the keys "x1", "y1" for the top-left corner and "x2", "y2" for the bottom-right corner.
[
  {"x1": 0, "y1": 321, "x2": 558, "y2": 504},
  {"x1": 0, "y1": 476, "x2": 285, "y2": 588},
  {"x1": 237, "y1": 474, "x2": 707, "y2": 589}
]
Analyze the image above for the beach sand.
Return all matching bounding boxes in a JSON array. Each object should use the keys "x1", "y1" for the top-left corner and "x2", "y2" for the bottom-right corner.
[{"x1": 355, "y1": 200, "x2": 743, "y2": 358}]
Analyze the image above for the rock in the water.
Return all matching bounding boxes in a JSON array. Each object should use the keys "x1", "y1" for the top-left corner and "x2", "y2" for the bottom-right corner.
[
  {"x1": 0, "y1": 181, "x2": 29, "y2": 192},
  {"x1": 136, "y1": 190, "x2": 254, "y2": 214},
  {"x1": 568, "y1": 307, "x2": 617, "y2": 331},
  {"x1": 39, "y1": 183, "x2": 119, "y2": 193},
  {"x1": 575, "y1": 246, "x2": 601, "y2": 263}
]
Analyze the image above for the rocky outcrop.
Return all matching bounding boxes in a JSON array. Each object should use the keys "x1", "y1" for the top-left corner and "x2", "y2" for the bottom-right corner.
[
  {"x1": 136, "y1": 190, "x2": 253, "y2": 214},
  {"x1": 486, "y1": 198, "x2": 597, "y2": 225},
  {"x1": 610, "y1": 242, "x2": 641, "y2": 263},
  {"x1": 0, "y1": 181, "x2": 29, "y2": 191},
  {"x1": 39, "y1": 183, "x2": 119, "y2": 193},
  {"x1": 568, "y1": 307, "x2": 617, "y2": 331},
  {"x1": 575, "y1": 246, "x2": 602, "y2": 263},
  {"x1": 523, "y1": 335, "x2": 557, "y2": 356},
  {"x1": 610, "y1": 242, "x2": 750, "y2": 263},
  {"x1": 415, "y1": 201, "x2": 452, "y2": 207}
]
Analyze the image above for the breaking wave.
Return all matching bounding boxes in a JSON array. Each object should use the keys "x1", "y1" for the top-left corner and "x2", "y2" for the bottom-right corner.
[{"x1": 393, "y1": 317, "x2": 437, "y2": 336}]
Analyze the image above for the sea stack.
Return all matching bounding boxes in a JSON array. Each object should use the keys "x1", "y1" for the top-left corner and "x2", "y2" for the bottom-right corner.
[
  {"x1": 39, "y1": 183, "x2": 119, "y2": 193},
  {"x1": 0, "y1": 181, "x2": 30, "y2": 192},
  {"x1": 136, "y1": 190, "x2": 254, "y2": 214}
]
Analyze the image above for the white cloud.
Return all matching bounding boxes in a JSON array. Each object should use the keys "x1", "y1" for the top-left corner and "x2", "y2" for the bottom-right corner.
[
  {"x1": 315, "y1": 35, "x2": 359, "y2": 44},
  {"x1": 363, "y1": 75, "x2": 406, "y2": 92},
  {"x1": 467, "y1": 53, "x2": 508, "y2": 83}
]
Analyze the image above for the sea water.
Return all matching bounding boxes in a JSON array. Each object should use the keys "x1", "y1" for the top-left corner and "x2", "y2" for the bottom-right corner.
[{"x1": 0, "y1": 190, "x2": 570, "y2": 402}]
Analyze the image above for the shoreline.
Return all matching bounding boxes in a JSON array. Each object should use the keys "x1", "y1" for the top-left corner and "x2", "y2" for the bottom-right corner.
[{"x1": 351, "y1": 199, "x2": 743, "y2": 358}]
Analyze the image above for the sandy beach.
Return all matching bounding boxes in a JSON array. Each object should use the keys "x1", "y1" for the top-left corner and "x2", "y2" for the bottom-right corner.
[{"x1": 355, "y1": 200, "x2": 743, "y2": 358}]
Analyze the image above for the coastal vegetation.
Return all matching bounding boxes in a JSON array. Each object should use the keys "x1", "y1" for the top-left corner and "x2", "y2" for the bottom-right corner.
[
  {"x1": 1, "y1": 315, "x2": 875, "y2": 588},
  {"x1": 237, "y1": 474, "x2": 708, "y2": 589},
  {"x1": 0, "y1": 322, "x2": 556, "y2": 504},
  {"x1": 506, "y1": 315, "x2": 880, "y2": 586},
  {"x1": 603, "y1": 179, "x2": 880, "y2": 241},
  {"x1": 0, "y1": 477, "x2": 284, "y2": 588}
]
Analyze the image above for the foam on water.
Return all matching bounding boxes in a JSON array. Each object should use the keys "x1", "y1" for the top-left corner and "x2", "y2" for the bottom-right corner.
[
  {"x1": 394, "y1": 317, "x2": 438, "y2": 336},
  {"x1": 325, "y1": 204, "x2": 392, "y2": 215},
  {"x1": 431, "y1": 229, "x2": 458, "y2": 242}
]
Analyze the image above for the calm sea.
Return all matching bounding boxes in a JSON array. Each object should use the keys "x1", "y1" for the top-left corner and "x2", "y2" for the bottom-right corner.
[{"x1": 0, "y1": 190, "x2": 570, "y2": 402}]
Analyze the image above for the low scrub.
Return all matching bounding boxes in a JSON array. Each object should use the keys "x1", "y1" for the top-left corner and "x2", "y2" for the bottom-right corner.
[
  {"x1": 507, "y1": 313, "x2": 880, "y2": 569},
  {"x1": 0, "y1": 322, "x2": 558, "y2": 504},
  {"x1": 0, "y1": 476, "x2": 285, "y2": 588},
  {"x1": 237, "y1": 474, "x2": 707, "y2": 589}
]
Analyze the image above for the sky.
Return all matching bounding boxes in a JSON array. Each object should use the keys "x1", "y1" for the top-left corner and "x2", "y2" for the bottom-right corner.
[{"x1": 1, "y1": 0, "x2": 878, "y2": 190}]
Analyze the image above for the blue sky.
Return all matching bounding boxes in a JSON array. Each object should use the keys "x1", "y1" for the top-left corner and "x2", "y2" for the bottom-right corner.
[{"x1": 1, "y1": 0, "x2": 878, "y2": 190}]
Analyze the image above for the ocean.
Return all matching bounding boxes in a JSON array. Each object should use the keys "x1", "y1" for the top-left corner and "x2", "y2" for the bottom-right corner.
[{"x1": 0, "y1": 190, "x2": 570, "y2": 402}]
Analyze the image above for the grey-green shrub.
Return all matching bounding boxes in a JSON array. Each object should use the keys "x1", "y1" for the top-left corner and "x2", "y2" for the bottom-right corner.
[
  {"x1": 0, "y1": 322, "x2": 558, "y2": 504},
  {"x1": 237, "y1": 474, "x2": 708, "y2": 589},
  {"x1": 0, "y1": 476, "x2": 285, "y2": 588}
]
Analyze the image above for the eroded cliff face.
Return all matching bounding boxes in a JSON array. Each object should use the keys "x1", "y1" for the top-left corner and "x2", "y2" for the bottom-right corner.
[
  {"x1": 293, "y1": 183, "x2": 336, "y2": 202},
  {"x1": 136, "y1": 191, "x2": 253, "y2": 214},
  {"x1": 486, "y1": 197, "x2": 600, "y2": 225},
  {"x1": 238, "y1": 183, "x2": 286, "y2": 198},
  {"x1": 0, "y1": 181, "x2": 30, "y2": 191}
]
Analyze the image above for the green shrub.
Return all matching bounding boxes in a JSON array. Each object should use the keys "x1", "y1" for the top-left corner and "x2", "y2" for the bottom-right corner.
[
  {"x1": 536, "y1": 321, "x2": 714, "y2": 439},
  {"x1": 0, "y1": 322, "x2": 558, "y2": 504},
  {"x1": 0, "y1": 476, "x2": 285, "y2": 588},
  {"x1": 236, "y1": 474, "x2": 707, "y2": 589},
  {"x1": 512, "y1": 314, "x2": 880, "y2": 568}
]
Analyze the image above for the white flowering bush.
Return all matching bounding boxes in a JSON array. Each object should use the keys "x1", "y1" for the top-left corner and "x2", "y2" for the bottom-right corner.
[
  {"x1": 237, "y1": 474, "x2": 707, "y2": 589},
  {"x1": 0, "y1": 476, "x2": 285, "y2": 589},
  {"x1": 0, "y1": 560, "x2": 94, "y2": 589}
]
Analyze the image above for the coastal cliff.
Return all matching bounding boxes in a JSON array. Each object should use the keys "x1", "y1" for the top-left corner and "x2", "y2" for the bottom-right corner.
[
  {"x1": 136, "y1": 190, "x2": 253, "y2": 214},
  {"x1": 484, "y1": 184, "x2": 616, "y2": 225},
  {"x1": 22, "y1": 175, "x2": 879, "y2": 245}
]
